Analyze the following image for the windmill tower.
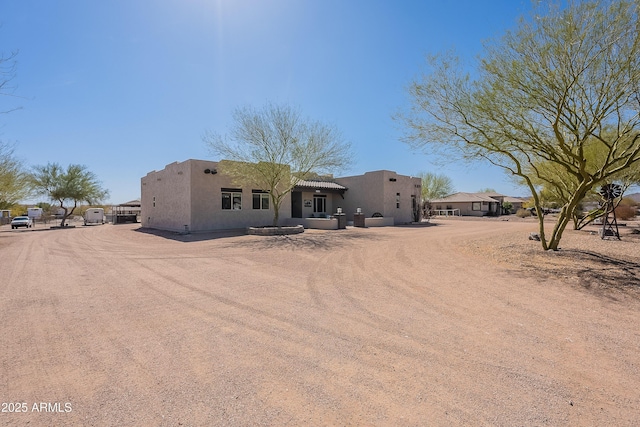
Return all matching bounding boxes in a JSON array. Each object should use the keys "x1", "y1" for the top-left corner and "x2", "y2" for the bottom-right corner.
[{"x1": 598, "y1": 183, "x2": 622, "y2": 240}]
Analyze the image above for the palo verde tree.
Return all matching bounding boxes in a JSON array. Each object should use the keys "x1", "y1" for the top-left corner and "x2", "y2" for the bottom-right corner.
[
  {"x1": 0, "y1": 141, "x2": 29, "y2": 209},
  {"x1": 399, "y1": 0, "x2": 640, "y2": 250},
  {"x1": 204, "y1": 103, "x2": 352, "y2": 226},
  {"x1": 29, "y1": 163, "x2": 109, "y2": 226},
  {"x1": 525, "y1": 133, "x2": 640, "y2": 230},
  {"x1": 418, "y1": 172, "x2": 454, "y2": 217}
]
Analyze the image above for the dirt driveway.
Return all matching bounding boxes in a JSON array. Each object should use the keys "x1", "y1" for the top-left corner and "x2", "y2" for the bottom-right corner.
[{"x1": 1, "y1": 220, "x2": 638, "y2": 426}]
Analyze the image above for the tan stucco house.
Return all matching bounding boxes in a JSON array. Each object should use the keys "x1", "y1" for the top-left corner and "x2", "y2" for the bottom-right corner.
[
  {"x1": 141, "y1": 159, "x2": 421, "y2": 232},
  {"x1": 334, "y1": 170, "x2": 421, "y2": 224}
]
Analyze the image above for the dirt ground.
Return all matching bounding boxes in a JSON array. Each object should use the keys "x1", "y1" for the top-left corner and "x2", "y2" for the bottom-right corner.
[{"x1": 0, "y1": 218, "x2": 638, "y2": 426}]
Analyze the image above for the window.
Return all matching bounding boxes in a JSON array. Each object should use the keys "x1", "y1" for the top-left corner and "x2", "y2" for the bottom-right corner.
[
  {"x1": 396, "y1": 193, "x2": 400, "y2": 209},
  {"x1": 152, "y1": 196, "x2": 156, "y2": 208},
  {"x1": 222, "y1": 188, "x2": 242, "y2": 210},
  {"x1": 313, "y1": 195, "x2": 326, "y2": 213},
  {"x1": 252, "y1": 190, "x2": 270, "y2": 210},
  {"x1": 472, "y1": 202, "x2": 481, "y2": 211}
]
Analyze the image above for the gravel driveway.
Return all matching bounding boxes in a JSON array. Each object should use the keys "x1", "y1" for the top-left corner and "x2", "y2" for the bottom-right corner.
[{"x1": 1, "y1": 220, "x2": 638, "y2": 426}]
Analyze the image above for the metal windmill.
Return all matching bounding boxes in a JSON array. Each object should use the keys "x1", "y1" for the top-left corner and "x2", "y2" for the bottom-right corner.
[{"x1": 598, "y1": 183, "x2": 622, "y2": 240}]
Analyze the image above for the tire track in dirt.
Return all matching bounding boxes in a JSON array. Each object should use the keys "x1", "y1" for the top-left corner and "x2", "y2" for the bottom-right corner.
[{"x1": 2, "y1": 221, "x2": 639, "y2": 425}]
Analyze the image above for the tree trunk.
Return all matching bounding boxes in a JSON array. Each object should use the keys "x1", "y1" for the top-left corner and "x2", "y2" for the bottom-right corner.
[
  {"x1": 58, "y1": 201, "x2": 68, "y2": 227},
  {"x1": 58, "y1": 200, "x2": 77, "y2": 227},
  {"x1": 525, "y1": 184, "x2": 549, "y2": 250},
  {"x1": 546, "y1": 186, "x2": 589, "y2": 250},
  {"x1": 535, "y1": 208, "x2": 549, "y2": 251},
  {"x1": 272, "y1": 196, "x2": 280, "y2": 227},
  {"x1": 547, "y1": 206, "x2": 572, "y2": 250}
]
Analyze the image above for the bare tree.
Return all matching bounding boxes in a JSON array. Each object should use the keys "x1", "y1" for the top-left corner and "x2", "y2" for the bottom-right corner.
[
  {"x1": 399, "y1": 0, "x2": 640, "y2": 250},
  {"x1": 0, "y1": 49, "x2": 21, "y2": 115},
  {"x1": 0, "y1": 48, "x2": 25, "y2": 209},
  {"x1": 204, "y1": 103, "x2": 353, "y2": 226}
]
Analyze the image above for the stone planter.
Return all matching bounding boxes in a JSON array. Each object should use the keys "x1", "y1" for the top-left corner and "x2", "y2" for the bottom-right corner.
[{"x1": 247, "y1": 225, "x2": 304, "y2": 236}]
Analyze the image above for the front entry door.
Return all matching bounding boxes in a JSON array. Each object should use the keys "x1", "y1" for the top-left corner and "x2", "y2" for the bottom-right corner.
[{"x1": 291, "y1": 191, "x2": 302, "y2": 218}]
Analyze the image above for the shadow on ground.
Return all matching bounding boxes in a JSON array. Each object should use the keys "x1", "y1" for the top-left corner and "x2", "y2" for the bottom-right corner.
[
  {"x1": 223, "y1": 228, "x2": 384, "y2": 251},
  {"x1": 134, "y1": 227, "x2": 247, "y2": 242},
  {"x1": 560, "y1": 249, "x2": 640, "y2": 291},
  {"x1": 517, "y1": 248, "x2": 640, "y2": 298},
  {"x1": 133, "y1": 224, "x2": 436, "y2": 246}
]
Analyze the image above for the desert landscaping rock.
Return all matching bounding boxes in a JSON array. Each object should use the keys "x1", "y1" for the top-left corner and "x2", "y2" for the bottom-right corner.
[{"x1": 0, "y1": 218, "x2": 638, "y2": 426}]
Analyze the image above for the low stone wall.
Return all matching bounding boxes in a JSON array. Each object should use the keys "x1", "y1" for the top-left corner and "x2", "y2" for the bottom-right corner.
[
  {"x1": 284, "y1": 218, "x2": 338, "y2": 230},
  {"x1": 306, "y1": 218, "x2": 339, "y2": 230},
  {"x1": 364, "y1": 217, "x2": 394, "y2": 227},
  {"x1": 283, "y1": 217, "x2": 392, "y2": 229},
  {"x1": 247, "y1": 225, "x2": 304, "y2": 236}
]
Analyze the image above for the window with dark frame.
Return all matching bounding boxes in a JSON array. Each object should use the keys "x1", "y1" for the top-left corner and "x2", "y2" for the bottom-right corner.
[
  {"x1": 221, "y1": 188, "x2": 242, "y2": 210},
  {"x1": 472, "y1": 202, "x2": 481, "y2": 211},
  {"x1": 396, "y1": 193, "x2": 400, "y2": 209},
  {"x1": 252, "y1": 190, "x2": 270, "y2": 210}
]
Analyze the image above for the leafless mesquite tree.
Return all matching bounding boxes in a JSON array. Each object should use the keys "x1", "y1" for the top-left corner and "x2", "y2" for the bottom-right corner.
[
  {"x1": 399, "y1": 0, "x2": 640, "y2": 250},
  {"x1": 204, "y1": 103, "x2": 352, "y2": 226},
  {"x1": 0, "y1": 48, "x2": 27, "y2": 210},
  {"x1": 0, "y1": 49, "x2": 21, "y2": 115}
]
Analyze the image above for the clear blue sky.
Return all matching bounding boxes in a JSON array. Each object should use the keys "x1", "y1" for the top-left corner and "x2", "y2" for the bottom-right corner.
[{"x1": 1, "y1": 0, "x2": 534, "y2": 204}]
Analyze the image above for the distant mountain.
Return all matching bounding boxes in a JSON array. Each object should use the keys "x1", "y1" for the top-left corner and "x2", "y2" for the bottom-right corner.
[{"x1": 626, "y1": 192, "x2": 640, "y2": 203}]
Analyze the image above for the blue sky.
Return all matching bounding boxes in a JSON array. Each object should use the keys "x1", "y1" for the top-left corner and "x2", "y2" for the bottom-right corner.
[{"x1": 1, "y1": 0, "x2": 533, "y2": 204}]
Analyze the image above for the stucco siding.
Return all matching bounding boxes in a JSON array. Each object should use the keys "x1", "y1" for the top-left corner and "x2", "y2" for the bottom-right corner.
[
  {"x1": 334, "y1": 172, "x2": 383, "y2": 219},
  {"x1": 142, "y1": 161, "x2": 421, "y2": 231},
  {"x1": 141, "y1": 161, "x2": 192, "y2": 232},
  {"x1": 336, "y1": 171, "x2": 420, "y2": 224},
  {"x1": 297, "y1": 190, "x2": 343, "y2": 218},
  {"x1": 142, "y1": 159, "x2": 292, "y2": 232}
]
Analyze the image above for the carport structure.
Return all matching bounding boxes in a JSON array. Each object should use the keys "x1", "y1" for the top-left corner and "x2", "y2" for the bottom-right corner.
[{"x1": 112, "y1": 199, "x2": 141, "y2": 224}]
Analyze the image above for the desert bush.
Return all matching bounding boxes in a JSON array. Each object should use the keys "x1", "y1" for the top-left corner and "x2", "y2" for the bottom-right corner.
[
  {"x1": 516, "y1": 208, "x2": 531, "y2": 218},
  {"x1": 615, "y1": 204, "x2": 636, "y2": 220}
]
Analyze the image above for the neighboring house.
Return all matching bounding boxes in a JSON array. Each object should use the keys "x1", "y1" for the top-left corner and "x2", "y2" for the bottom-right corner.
[
  {"x1": 430, "y1": 192, "x2": 525, "y2": 217},
  {"x1": 141, "y1": 159, "x2": 422, "y2": 232},
  {"x1": 470, "y1": 192, "x2": 526, "y2": 213},
  {"x1": 501, "y1": 196, "x2": 526, "y2": 213},
  {"x1": 431, "y1": 192, "x2": 501, "y2": 216}
]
